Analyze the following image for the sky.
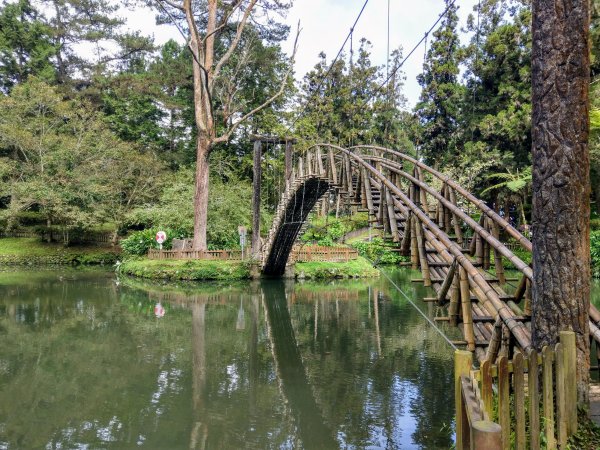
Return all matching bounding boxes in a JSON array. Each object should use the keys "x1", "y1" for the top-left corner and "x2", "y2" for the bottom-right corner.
[{"x1": 99, "y1": 0, "x2": 480, "y2": 108}]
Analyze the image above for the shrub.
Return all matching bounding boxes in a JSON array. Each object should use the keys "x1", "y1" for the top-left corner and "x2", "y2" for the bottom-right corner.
[
  {"x1": 351, "y1": 237, "x2": 405, "y2": 265},
  {"x1": 120, "y1": 228, "x2": 187, "y2": 256}
]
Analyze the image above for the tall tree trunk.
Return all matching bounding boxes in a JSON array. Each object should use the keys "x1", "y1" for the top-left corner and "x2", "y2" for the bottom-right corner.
[
  {"x1": 193, "y1": 137, "x2": 210, "y2": 251},
  {"x1": 531, "y1": 0, "x2": 591, "y2": 404}
]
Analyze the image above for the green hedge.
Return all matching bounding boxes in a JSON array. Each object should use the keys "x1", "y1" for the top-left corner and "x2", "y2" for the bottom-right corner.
[
  {"x1": 118, "y1": 259, "x2": 252, "y2": 281},
  {"x1": 294, "y1": 257, "x2": 379, "y2": 279}
]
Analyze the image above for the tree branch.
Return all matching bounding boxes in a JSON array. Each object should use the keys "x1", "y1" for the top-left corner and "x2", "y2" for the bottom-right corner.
[
  {"x1": 159, "y1": 0, "x2": 185, "y2": 11},
  {"x1": 211, "y1": 0, "x2": 258, "y2": 87},
  {"x1": 212, "y1": 23, "x2": 300, "y2": 144}
]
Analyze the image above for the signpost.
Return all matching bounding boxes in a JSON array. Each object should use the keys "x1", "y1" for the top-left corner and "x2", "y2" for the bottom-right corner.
[
  {"x1": 238, "y1": 226, "x2": 247, "y2": 259},
  {"x1": 156, "y1": 230, "x2": 167, "y2": 250}
]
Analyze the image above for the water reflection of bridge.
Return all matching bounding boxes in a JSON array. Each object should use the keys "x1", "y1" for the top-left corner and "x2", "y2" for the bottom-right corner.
[{"x1": 121, "y1": 276, "x2": 455, "y2": 448}]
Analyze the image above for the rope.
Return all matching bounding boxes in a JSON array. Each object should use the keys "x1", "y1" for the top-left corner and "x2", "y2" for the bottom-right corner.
[
  {"x1": 286, "y1": 0, "x2": 371, "y2": 132},
  {"x1": 372, "y1": 260, "x2": 458, "y2": 351}
]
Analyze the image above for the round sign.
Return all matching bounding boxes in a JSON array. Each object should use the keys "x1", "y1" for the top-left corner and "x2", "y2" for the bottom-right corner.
[{"x1": 156, "y1": 231, "x2": 167, "y2": 244}]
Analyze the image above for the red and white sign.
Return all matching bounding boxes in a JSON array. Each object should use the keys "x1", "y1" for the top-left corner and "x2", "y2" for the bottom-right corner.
[
  {"x1": 154, "y1": 302, "x2": 165, "y2": 318},
  {"x1": 155, "y1": 231, "x2": 167, "y2": 244}
]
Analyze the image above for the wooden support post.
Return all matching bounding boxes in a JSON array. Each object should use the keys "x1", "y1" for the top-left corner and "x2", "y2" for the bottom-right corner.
[
  {"x1": 328, "y1": 148, "x2": 338, "y2": 185},
  {"x1": 443, "y1": 183, "x2": 452, "y2": 234},
  {"x1": 307, "y1": 150, "x2": 313, "y2": 176},
  {"x1": 485, "y1": 317, "x2": 502, "y2": 364},
  {"x1": 449, "y1": 187, "x2": 464, "y2": 244},
  {"x1": 315, "y1": 146, "x2": 324, "y2": 175},
  {"x1": 449, "y1": 271, "x2": 461, "y2": 326},
  {"x1": 285, "y1": 140, "x2": 293, "y2": 190},
  {"x1": 298, "y1": 155, "x2": 304, "y2": 178},
  {"x1": 555, "y1": 342, "x2": 567, "y2": 449},
  {"x1": 410, "y1": 215, "x2": 419, "y2": 269},
  {"x1": 490, "y1": 219, "x2": 506, "y2": 284},
  {"x1": 400, "y1": 212, "x2": 412, "y2": 256},
  {"x1": 483, "y1": 219, "x2": 491, "y2": 271},
  {"x1": 252, "y1": 140, "x2": 262, "y2": 258},
  {"x1": 415, "y1": 167, "x2": 431, "y2": 217},
  {"x1": 344, "y1": 153, "x2": 353, "y2": 197},
  {"x1": 386, "y1": 187, "x2": 399, "y2": 242},
  {"x1": 363, "y1": 168, "x2": 374, "y2": 215},
  {"x1": 414, "y1": 217, "x2": 431, "y2": 286},
  {"x1": 459, "y1": 266, "x2": 475, "y2": 351},
  {"x1": 455, "y1": 350, "x2": 473, "y2": 450},
  {"x1": 437, "y1": 259, "x2": 457, "y2": 304}
]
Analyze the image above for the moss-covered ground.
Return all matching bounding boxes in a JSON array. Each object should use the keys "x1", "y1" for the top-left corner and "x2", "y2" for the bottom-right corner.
[
  {"x1": 294, "y1": 256, "x2": 379, "y2": 280},
  {"x1": 118, "y1": 258, "x2": 252, "y2": 281},
  {"x1": 0, "y1": 238, "x2": 119, "y2": 265}
]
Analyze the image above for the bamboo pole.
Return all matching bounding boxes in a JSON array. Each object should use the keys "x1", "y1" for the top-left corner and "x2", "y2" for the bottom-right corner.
[
  {"x1": 410, "y1": 215, "x2": 419, "y2": 270},
  {"x1": 455, "y1": 350, "x2": 473, "y2": 450},
  {"x1": 449, "y1": 271, "x2": 461, "y2": 326},
  {"x1": 459, "y1": 266, "x2": 475, "y2": 351},
  {"x1": 386, "y1": 187, "x2": 400, "y2": 242},
  {"x1": 448, "y1": 187, "x2": 464, "y2": 244},
  {"x1": 328, "y1": 148, "x2": 338, "y2": 185},
  {"x1": 543, "y1": 346, "x2": 556, "y2": 449},
  {"x1": 498, "y1": 355, "x2": 510, "y2": 450},
  {"x1": 513, "y1": 351, "x2": 526, "y2": 450},
  {"x1": 484, "y1": 317, "x2": 503, "y2": 363},
  {"x1": 362, "y1": 167, "x2": 374, "y2": 215},
  {"x1": 490, "y1": 219, "x2": 506, "y2": 284},
  {"x1": 528, "y1": 349, "x2": 541, "y2": 449},
  {"x1": 414, "y1": 217, "x2": 431, "y2": 286},
  {"x1": 437, "y1": 259, "x2": 458, "y2": 304}
]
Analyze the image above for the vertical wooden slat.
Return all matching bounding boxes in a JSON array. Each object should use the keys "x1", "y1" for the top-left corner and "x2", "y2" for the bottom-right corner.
[
  {"x1": 543, "y1": 346, "x2": 556, "y2": 449},
  {"x1": 448, "y1": 187, "x2": 464, "y2": 244},
  {"x1": 491, "y1": 219, "x2": 506, "y2": 284},
  {"x1": 498, "y1": 355, "x2": 510, "y2": 450},
  {"x1": 560, "y1": 331, "x2": 577, "y2": 434},
  {"x1": 362, "y1": 168, "x2": 374, "y2": 215},
  {"x1": 386, "y1": 188, "x2": 399, "y2": 242},
  {"x1": 513, "y1": 352, "x2": 526, "y2": 450},
  {"x1": 455, "y1": 350, "x2": 473, "y2": 450},
  {"x1": 481, "y1": 359, "x2": 493, "y2": 420},
  {"x1": 529, "y1": 348, "x2": 540, "y2": 450},
  {"x1": 410, "y1": 215, "x2": 419, "y2": 269},
  {"x1": 555, "y1": 342, "x2": 567, "y2": 448}
]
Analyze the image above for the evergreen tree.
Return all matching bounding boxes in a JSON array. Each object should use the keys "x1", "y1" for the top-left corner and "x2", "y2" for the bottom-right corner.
[
  {"x1": 0, "y1": 0, "x2": 56, "y2": 92},
  {"x1": 415, "y1": 0, "x2": 463, "y2": 166}
]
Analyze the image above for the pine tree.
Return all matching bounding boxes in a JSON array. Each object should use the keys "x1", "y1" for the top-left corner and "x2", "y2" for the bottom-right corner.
[{"x1": 414, "y1": 0, "x2": 463, "y2": 166}]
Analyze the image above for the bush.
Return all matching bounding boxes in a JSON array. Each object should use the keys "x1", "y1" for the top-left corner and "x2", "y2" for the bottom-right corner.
[
  {"x1": 300, "y1": 213, "x2": 369, "y2": 246},
  {"x1": 351, "y1": 237, "x2": 406, "y2": 265},
  {"x1": 120, "y1": 228, "x2": 188, "y2": 256}
]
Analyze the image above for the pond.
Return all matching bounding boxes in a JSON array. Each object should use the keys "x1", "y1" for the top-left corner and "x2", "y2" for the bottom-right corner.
[{"x1": 0, "y1": 267, "x2": 468, "y2": 449}]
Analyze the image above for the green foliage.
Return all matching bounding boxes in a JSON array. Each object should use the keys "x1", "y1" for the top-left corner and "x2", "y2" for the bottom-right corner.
[
  {"x1": 351, "y1": 237, "x2": 406, "y2": 265},
  {"x1": 0, "y1": 238, "x2": 118, "y2": 265},
  {"x1": 126, "y1": 168, "x2": 269, "y2": 249},
  {"x1": 294, "y1": 256, "x2": 379, "y2": 279},
  {"x1": 119, "y1": 259, "x2": 251, "y2": 281},
  {"x1": 591, "y1": 230, "x2": 600, "y2": 278},
  {"x1": 0, "y1": 0, "x2": 56, "y2": 92},
  {"x1": 120, "y1": 228, "x2": 187, "y2": 256},
  {"x1": 300, "y1": 213, "x2": 369, "y2": 246},
  {"x1": 0, "y1": 79, "x2": 160, "y2": 240}
]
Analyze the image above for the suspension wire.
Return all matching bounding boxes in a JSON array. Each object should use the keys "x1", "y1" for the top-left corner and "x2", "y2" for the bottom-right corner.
[
  {"x1": 470, "y1": 0, "x2": 482, "y2": 141},
  {"x1": 286, "y1": 0, "x2": 371, "y2": 132},
  {"x1": 371, "y1": 0, "x2": 458, "y2": 101}
]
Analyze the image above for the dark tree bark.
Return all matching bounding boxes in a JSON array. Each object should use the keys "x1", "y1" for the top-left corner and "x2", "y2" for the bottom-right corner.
[{"x1": 531, "y1": 0, "x2": 591, "y2": 404}]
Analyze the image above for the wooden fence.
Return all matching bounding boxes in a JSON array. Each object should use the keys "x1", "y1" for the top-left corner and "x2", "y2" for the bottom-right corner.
[
  {"x1": 291, "y1": 245, "x2": 358, "y2": 263},
  {"x1": 456, "y1": 331, "x2": 577, "y2": 450},
  {"x1": 147, "y1": 249, "x2": 244, "y2": 260}
]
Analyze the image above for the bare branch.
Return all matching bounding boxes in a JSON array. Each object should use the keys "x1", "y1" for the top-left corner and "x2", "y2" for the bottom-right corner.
[
  {"x1": 212, "y1": 23, "x2": 300, "y2": 144},
  {"x1": 202, "y1": 0, "x2": 245, "y2": 44},
  {"x1": 211, "y1": 0, "x2": 258, "y2": 86},
  {"x1": 158, "y1": 0, "x2": 185, "y2": 11}
]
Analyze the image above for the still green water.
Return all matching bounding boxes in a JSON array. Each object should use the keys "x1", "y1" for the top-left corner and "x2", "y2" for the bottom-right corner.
[{"x1": 0, "y1": 268, "x2": 461, "y2": 449}]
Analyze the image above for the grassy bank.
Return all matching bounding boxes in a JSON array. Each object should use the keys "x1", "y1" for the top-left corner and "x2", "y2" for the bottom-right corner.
[
  {"x1": 119, "y1": 258, "x2": 252, "y2": 281},
  {"x1": 0, "y1": 238, "x2": 119, "y2": 265},
  {"x1": 295, "y1": 256, "x2": 379, "y2": 279}
]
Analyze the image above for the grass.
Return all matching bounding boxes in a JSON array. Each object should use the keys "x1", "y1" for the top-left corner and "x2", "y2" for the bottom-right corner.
[
  {"x1": 118, "y1": 258, "x2": 252, "y2": 281},
  {"x1": 295, "y1": 256, "x2": 379, "y2": 279},
  {"x1": 0, "y1": 238, "x2": 120, "y2": 265}
]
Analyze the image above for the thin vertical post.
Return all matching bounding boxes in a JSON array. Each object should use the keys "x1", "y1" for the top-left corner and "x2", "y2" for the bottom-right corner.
[
  {"x1": 252, "y1": 140, "x2": 262, "y2": 258},
  {"x1": 285, "y1": 140, "x2": 293, "y2": 190}
]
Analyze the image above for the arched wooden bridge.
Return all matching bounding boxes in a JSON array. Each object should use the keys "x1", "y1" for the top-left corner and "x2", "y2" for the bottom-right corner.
[{"x1": 260, "y1": 144, "x2": 600, "y2": 362}]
